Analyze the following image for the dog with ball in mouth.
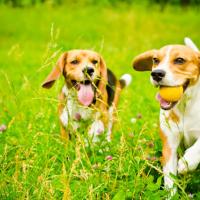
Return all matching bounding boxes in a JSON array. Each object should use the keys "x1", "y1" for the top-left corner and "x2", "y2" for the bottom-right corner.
[{"x1": 132, "y1": 38, "x2": 200, "y2": 195}]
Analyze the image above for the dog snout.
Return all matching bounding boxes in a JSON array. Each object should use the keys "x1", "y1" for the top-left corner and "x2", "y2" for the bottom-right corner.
[
  {"x1": 151, "y1": 69, "x2": 166, "y2": 82},
  {"x1": 83, "y1": 67, "x2": 94, "y2": 76}
]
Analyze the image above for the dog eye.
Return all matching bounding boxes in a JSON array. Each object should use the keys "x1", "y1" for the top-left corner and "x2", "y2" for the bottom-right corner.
[
  {"x1": 91, "y1": 60, "x2": 98, "y2": 64},
  {"x1": 70, "y1": 60, "x2": 79, "y2": 64},
  {"x1": 174, "y1": 57, "x2": 186, "y2": 64},
  {"x1": 153, "y1": 57, "x2": 160, "y2": 65}
]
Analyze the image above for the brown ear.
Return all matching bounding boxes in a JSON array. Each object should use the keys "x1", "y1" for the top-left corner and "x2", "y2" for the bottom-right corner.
[
  {"x1": 132, "y1": 50, "x2": 156, "y2": 71},
  {"x1": 98, "y1": 56, "x2": 108, "y2": 94},
  {"x1": 197, "y1": 52, "x2": 200, "y2": 68},
  {"x1": 97, "y1": 56, "x2": 108, "y2": 119},
  {"x1": 42, "y1": 52, "x2": 68, "y2": 88}
]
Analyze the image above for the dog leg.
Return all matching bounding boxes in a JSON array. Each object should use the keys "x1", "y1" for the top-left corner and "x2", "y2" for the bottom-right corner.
[
  {"x1": 178, "y1": 137, "x2": 200, "y2": 174},
  {"x1": 159, "y1": 112, "x2": 182, "y2": 198},
  {"x1": 160, "y1": 110, "x2": 182, "y2": 192},
  {"x1": 160, "y1": 129, "x2": 180, "y2": 190}
]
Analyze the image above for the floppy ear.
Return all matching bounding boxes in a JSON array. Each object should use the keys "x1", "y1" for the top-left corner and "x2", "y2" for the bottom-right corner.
[
  {"x1": 42, "y1": 52, "x2": 68, "y2": 88},
  {"x1": 97, "y1": 56, "x2": 108, "y2": 121},
  {"x1": 197, "y1": 52, "x2": 200, "y2": 70},
  {"x1": 98, "y1": 56, "x2": 108, "y2": 94},
  {"x1": 132, "y1": 50, "x2": 156, "y2": 71}
]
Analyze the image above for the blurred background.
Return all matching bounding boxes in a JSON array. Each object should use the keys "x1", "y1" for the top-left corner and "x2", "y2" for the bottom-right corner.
[
  {"x1": 1, "y1": 0, "x2": 200, "y2": 8},
  {"x1": 1, "y1": 0, "x2": 200, "y2": 199}
]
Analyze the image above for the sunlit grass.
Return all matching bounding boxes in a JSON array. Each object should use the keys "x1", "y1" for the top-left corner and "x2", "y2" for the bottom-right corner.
[{"x1": 0, "y1": 3, "x2": 200, "y2": 199}]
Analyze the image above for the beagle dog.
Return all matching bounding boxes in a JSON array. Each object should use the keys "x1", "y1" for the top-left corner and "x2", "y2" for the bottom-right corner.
[
  {"x1": 42, "y1": 50, "x2": 131, "y2": 142},
  {"x1": 132, "y1": 38, "x2": 200, "y2": 192}
]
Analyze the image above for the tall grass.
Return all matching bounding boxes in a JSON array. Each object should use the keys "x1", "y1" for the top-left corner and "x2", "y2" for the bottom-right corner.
[{"x1": 0, "y1": 4, "x2": 200, "y2": 199}]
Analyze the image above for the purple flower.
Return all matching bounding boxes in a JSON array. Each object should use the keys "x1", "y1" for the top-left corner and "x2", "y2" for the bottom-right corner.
[
  {"x1": 128, "y1": 133, "x2": 134, "y2": 138},
  {"x1": 74, "y1": 113, "x2": 81, "y2": 121},
  {"x1": 106, "y1": 155, "x2": 113, "y2": 161},
  {"x1": 0, "y1": 124, "x2": 7, "y2": 132}
]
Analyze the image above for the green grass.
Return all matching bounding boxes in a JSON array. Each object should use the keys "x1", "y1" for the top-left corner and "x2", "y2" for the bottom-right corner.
[{"x1": 1, "y1": 3, "x2": 200, "y2": 199}]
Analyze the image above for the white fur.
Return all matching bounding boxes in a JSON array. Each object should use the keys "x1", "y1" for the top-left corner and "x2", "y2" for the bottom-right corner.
[
  {"x1": 89, "y1": 120, "x2": 105, "y2": 142},
  {"x1": 120, "y1": 74, "x2": 132, "y2": 86},
  {"x1": 151, "y1": 46, "x2": 179, "y2": 86},
  {"x1": 60, "y1": 108, "x2": 68, "y2": 127},
  {"x1": 151, "y1": 46, "x2": 185, "y2": 87},
  {"x1": 151, "y1": 40, "x2": 200, "y2": 194},
  {"x1": 59, "y1": 70, "x2": 130, "y2": 142},
  {"x1": 60, "y1": 85, "x2": 111, "y2": 142},
  {"x1": 184, "y1": 37, "x2": 199, "y2": 52},
  {"x1": 178, "y1": 138, "x2": 200, "y2": 174},
  {"x1": 62, "y1": 85, "x2": 68, "y2": 96},
  {"x1": 160, "y1": 66, "x2": 200, "y2": 191},
  {"x1": 160, "y1": 109, "x2": 182, "y2": 189}
]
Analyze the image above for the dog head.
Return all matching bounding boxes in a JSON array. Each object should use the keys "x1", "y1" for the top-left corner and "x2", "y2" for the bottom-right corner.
[
  {"x1": 42, "y1": 50, "x2": 107, "y2": 106},
  {"x1": 133, "y1": 40, "x2": 200, "y2": 110}
]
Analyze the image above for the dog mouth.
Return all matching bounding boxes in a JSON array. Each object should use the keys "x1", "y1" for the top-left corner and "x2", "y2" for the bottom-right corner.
[
  {"x1": 71, "y1": 80, "x2": 95, "y2": 106},
  {"x1": 156, "y1": 94, "x2": 177, "y2": 110},
  {"x1": 156, "y1": 81, "x2": 189, "y2": 110}
]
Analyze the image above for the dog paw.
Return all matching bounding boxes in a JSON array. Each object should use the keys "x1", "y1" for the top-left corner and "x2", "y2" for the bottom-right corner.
[
  {"x1": 178, "y1": 156, "x2": 199, "y2": 174},
  {"x1": 164, "y1": 177, "x2": 177, "y2": 200},
  {"x1": 167, "y1": 187, "x2": 177, "y2": 200},
  {"x1": 178, "y1": 158, "x2": 188, "y2": 174}
]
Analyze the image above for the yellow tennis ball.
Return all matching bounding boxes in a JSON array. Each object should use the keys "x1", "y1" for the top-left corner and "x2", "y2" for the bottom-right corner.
[{"x1": 159, "y1": 86, "x2": 183, "y2": 102}]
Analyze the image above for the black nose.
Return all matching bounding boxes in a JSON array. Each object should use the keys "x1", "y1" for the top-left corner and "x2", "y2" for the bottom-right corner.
[
  {"x1": 151, "y1": 69, "x2": 166, "y2": 82},
  {"x1": 83, "y1": 67, "x2": 94, "y2": 76}
]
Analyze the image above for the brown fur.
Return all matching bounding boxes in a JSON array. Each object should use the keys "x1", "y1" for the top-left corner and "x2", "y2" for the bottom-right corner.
[
  {"x1": 42, "y1": 50, "x2": 123, "y2": 139},
  {"x1": 168, "y1": 110, "x2": 179, "y2": 124},
  {"x1": 133, "y1": 45, "x2": 200, "y2": 86},
  {"x1": 133, "y1": 42, "x2": 200, "y2": 189},
  {"x1": 160, "y1": 128, "x2": 172, "y2": 165}
]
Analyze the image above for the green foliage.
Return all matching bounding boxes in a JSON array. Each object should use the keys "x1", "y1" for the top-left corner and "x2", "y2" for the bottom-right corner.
[
  {"x1": 1, "y1": 0, "x2": 200, "y2": 7},
  {"x1": 0, "y1": 3, "x2": 200, "y2": 199}
]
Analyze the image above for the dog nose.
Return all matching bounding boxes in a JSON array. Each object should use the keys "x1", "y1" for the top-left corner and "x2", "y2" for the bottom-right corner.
[
  {"x1": 83, "y1": 67, "x2": 94, "y2": 76},
  {"x1": 151, "y1": 69, "x2": 166, "y2": 82}
]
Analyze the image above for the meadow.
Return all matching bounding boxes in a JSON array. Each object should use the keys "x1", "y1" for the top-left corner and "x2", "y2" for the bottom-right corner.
[{"x1": 1, "y1": 2, "x2": 200, "y2": 199}]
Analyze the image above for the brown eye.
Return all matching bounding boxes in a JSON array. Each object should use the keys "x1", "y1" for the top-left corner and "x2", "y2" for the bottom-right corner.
[
  {"x1": 153, "y1": 57, "x2": 160, "y2": 65},
  {"x1": 92, "y1": 60, "x2": 98, "y2": 65},
  {"x1": 70, "y1": 60, "x2": 79, "y2": 64},
  {"x1": 174, "y1": 57, "x2": 186, "y2": 64}
]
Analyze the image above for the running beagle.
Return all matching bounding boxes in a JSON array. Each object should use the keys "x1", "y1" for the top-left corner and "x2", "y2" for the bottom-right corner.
[
  {"x1": 132, "y1": 38, "x2": 200, "y2": 192},
  {"x1": 42, "y1": 50, "x2": 131, "y2": 142}
]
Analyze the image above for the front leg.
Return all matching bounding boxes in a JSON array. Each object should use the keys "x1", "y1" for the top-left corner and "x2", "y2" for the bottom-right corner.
[
  {"x1": 160, "y1": 129, "x2": 179, "y2": 193},
  {"x1": 160, "y1": 110, "x2": 181, "y2": 191},
  {"x1": 178, "y1": 137, "x2": 200, "y2": 174},
  {"x1": 91, "y1": 95, "x2": 108, "y2": 142},
  {"x1": 160, "y1": 111, "x2": 182, "y2": 194}
]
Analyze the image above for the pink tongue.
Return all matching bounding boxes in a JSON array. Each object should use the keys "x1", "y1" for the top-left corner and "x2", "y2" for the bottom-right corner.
[
  {"x1": 78, "y1": 84, "x2": 94, "y2": 106},
  {"x1": 156, "y1": 93, "x2": 171, "y2": 108}
]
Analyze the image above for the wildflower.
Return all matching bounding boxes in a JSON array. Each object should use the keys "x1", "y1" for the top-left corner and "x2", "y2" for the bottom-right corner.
[
  {"x1": 0, "y1": 124, "x2": 7, "y2": 132},
  {"x1": 106, "y1": 155, "x2": 113, "y2": 161}
]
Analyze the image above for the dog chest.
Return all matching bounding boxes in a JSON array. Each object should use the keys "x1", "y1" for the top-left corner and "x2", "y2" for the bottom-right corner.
[
  {"x1": 67, "y1": 96, "x2": 94, "y2": 121},
  {"x1": 60, "y1": 94, "x2": 95, "y2": 129},
  {"x1": 175, "y1": 84, "x2": 200, "y2": 146}
]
